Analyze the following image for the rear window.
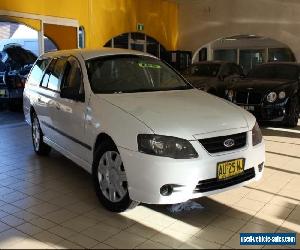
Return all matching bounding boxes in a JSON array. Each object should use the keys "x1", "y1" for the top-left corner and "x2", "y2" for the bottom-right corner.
[{"x1": 26, "y1": 59, "x2": 51, "y2": 86}]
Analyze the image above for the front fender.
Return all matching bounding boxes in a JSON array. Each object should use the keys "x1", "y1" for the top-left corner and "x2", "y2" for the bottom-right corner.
[{"x1": 88, "y1": 95, "x2": 154, "y2": 153}]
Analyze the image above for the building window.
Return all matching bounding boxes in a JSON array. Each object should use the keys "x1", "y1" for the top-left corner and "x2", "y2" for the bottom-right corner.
[
  {"x1": 268, "y1": 48, "x2": 295, "y2": 62},
  {"x1": 214, "y1": 49, "x2": 237, "y2": 63},
  {"x1": 78, "y1": 26, "x2": 85, "y2": 48},
  {"x1": 103, "y1": 32, "x2": 165, "y2": 58},
  {"x1": 239, "y1": 49, "x2": 265, "y2": 73}
]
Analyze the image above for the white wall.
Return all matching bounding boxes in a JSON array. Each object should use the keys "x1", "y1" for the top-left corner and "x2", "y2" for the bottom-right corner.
[{"x1": 178, "y1": 0, "x2": 300, "y2": 61}]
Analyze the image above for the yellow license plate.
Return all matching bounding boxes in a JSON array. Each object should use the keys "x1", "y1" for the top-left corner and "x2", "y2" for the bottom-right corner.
[
  {"x1": 217, "y1": 158, "x2": 245, "y2": 180},
  {"x1": 0, "y1": 89, "x2": 5, "y2": 96}
]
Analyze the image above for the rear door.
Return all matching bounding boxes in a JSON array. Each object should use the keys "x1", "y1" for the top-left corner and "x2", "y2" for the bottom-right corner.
[
  {"x1": 34, "y1": 59, "x2": 59, "y2": 139},
  {"x1": 23, "y1": 58, "x2": 51, "y2": 124},
  {"x1": 50, "y1": 56, "x2": 90, "y2": 162},
  {"x1": 42, "y1": 57, "x2": 67, "y2": 143}
]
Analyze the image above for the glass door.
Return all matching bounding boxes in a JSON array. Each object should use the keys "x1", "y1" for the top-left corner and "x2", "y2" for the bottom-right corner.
[
  {"x1": 239, "y1": 49, "x2": 265, "y2": 73},
  {"x1": 130, "y1": 33, "x2": 146, "y2": 52}
]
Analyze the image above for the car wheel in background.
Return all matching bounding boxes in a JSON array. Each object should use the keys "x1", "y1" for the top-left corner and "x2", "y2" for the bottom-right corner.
[{"x1": 284, "y1": 96, "x2": 299, "y2": 128}]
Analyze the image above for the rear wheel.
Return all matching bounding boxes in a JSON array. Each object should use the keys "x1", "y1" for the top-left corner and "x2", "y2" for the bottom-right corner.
[
  {"x1": 93, "y1": 141, "x2": 139, "y2": 212},
  {"x1": 283, "y1": 96, "x2": 299, "y2": 128},
  {"x1": 31, "y1": 113, "x2": 51, "y2": 155}
]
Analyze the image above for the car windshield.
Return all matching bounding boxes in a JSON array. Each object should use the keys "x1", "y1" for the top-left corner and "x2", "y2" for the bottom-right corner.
[
  {"x1": 86, "y1": 55, "x2": 192, "y2": 93},
  {"x1": 188, "y1": 64, "x2": 221, "y2": 77},
  {"x1": 247, "y1": 64, "x2": 299, "y2": 80}
]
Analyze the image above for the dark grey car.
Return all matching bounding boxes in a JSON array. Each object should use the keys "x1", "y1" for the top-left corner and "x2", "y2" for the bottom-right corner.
[
  {"x1": 0, "y1": 44, "x2": 37, "y2": 110},
  {"x1": 183, "y1": 61, "x2": 244, "y2": 97}
]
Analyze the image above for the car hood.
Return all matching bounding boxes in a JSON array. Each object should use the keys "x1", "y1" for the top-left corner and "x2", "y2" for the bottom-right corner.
[
  {"x1": 4, "y1": 47, "x2": 37, "y2": 67},
  {"x1": 99, "y1": 89, "x2": 251, "y2": 140},
  {"x1": 185, "y1": 76, "x2": 217, "y2": 88},
  {"x1": 230, "y1": 78, "x2": 295, "y2": 91}
]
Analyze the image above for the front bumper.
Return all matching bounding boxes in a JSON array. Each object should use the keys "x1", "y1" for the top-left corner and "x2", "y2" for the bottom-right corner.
[
  {"x1": 119, "y1": 133, "x2": 265, "y2": 204},
  {"x1": 237, "y1": 100, "x2": 288, "y2": 122}
]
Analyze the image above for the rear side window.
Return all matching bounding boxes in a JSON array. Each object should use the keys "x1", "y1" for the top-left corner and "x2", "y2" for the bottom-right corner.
[
  {"x1": 41, "y1": 60, "x2": 56, "y2": 88},
  {"x1": 47, "y1": 58, "x2": 67, "y2": 91},
  {"x1": 27, "y1": 59, "x2": 51, "y2": 86}
]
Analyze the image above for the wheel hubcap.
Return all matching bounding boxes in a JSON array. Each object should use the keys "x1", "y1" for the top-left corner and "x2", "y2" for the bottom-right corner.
[
  {"x1": 98, "y1": 151, "x2": 127, "y2": 203},
  {"x1": 32, "y1": 118, "x2": 40, "y2": 151}
]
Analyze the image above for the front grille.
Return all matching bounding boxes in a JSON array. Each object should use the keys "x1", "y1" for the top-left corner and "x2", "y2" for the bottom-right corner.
[
  {"x1": 235, "y1": 91, "x2": 262, "y2": 105},
  {"x1": 194, "y1": 168, "x2": 255, "y2": 193},
  {"x1": 199, "y1": 132, "x2": 247, "y2": 154}
]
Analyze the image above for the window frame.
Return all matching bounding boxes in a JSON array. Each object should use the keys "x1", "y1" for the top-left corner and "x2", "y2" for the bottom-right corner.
[
  {"x1": 26, "y1": 58, "x2": 51, "y2": 87},
  {"x1": 39, "y1": 57, "x2": 67, "y2": 93},
  {"x1": 47, "y1": 57, "x2": 68, "y2": 92}
]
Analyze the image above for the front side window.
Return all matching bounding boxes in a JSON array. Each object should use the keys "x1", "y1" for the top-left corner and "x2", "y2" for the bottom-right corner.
[
  {"x1": 61, "y1": 57, "x2": 83, "y2": 93},
  {"x1": 189, "y1": 63, "x2": 221, "y2": 77},
  {"x1": 230, "y1": 64, "x2": 244, "y2": 75},
  {"x1": 41, "y1": 59, "x2": 56, "y2": 88},
  {"x1": 86, "y1": 55, "x2": 191, "y2": 94}
]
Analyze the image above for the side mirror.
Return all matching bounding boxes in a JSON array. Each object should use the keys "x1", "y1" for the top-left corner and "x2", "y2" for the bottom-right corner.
[{"x1": 60, "y1": 87, "x2": 84, "y2": 102}]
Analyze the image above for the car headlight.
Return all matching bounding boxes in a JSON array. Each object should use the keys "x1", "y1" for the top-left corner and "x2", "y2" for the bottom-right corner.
[
  {"x1": 227, "y1": 89, "x2": 234, "y2": 101},
  {"x1": 252, "y1": 122, "x2": 263, "y2": 146},
  {"x1": 278, "y1": 91, "x2": 286, "y2": 99},
  {"x1": 137, "y1": 134, "x2": 198, "y2": 159},
  {"x1": 266, "y1": 92, "x2": 277, "y2": 103}
]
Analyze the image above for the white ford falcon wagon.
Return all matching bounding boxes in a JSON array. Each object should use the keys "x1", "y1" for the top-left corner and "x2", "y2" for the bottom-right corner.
[{"x1": 23, "y1": 48, "x2": 265, "y2": 212}]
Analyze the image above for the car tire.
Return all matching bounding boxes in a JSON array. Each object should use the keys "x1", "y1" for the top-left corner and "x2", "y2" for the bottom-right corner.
[
  {"x1": 31, "y1": 112, "x2": 51, "y2": 156},
  {"x1": 93, "y1": 141, "x2": 139, "y2": 212},
  {"x1": 283, "y1": 96, "x2": 299, "y2": 128}
]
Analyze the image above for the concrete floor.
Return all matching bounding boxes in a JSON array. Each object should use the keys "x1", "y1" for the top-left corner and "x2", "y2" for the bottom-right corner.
[{"x1": 0, "y1": 111, "x2": 299, "y2": 249}]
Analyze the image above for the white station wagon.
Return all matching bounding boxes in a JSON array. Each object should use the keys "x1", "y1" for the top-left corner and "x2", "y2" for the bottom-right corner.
[{"x1": 24, "y1": 48, "x2": 265, "y2": 212}]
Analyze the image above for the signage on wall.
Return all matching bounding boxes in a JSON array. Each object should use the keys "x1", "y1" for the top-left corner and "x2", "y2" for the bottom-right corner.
[{"x1": 137, "y1": 23, "x2": 144, "y2": 31}]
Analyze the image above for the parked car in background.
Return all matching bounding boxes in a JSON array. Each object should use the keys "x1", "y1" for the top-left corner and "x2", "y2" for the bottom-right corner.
[
  {"x1": 0, "y1": 44, "x2": 37, "y2": 110},
  {"x1": 183, "y1": 61, "x2": 244, "y2": 97},
  {"x1": 225, "y1": 62, "x2": 300, "y2": 127},
  {"x1": 24, "y1": 48, "x2": 265, "y2": 212}
]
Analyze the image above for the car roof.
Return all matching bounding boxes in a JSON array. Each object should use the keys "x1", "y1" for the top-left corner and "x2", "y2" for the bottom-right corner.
[{"x1": 40, "y1": 48, "x2": 156, "y2": 61}]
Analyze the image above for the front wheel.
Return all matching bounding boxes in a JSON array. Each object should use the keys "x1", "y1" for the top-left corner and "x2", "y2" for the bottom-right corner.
[
  {"x1": 283, "y1": 96, "x2": 299, "y2": 128},
  {"x1": 31, "y1": 113, "x2": 51, "y2": 156},
  {"x1": 93, "y1": 141, "x2": 139, "y2": 212}
]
